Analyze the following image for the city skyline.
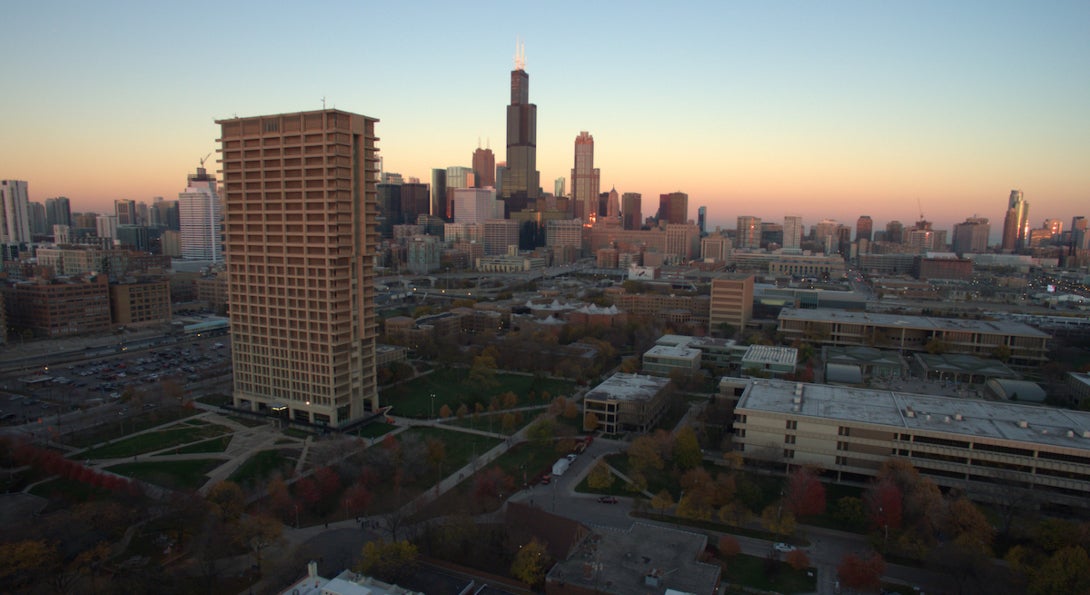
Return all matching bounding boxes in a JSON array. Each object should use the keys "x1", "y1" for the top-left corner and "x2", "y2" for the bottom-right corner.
[{"x1": 2, "y1": 1, "x2": 1088, "y2": 232}]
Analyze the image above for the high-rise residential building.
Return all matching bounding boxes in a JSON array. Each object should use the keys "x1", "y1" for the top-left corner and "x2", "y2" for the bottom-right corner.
[
  {"x1": 885, "y1": 220, "x2": 905, "y2": 244},
  {"x1": 0, "y1": 180, "x2": 32, "y2": 245},
  {"x1": 737, "y1": 216, "x2": 762, "y2": 249},
  {"x1": 28, "y1": 201, "x2": 48, "y2": 236},
  {"x1": 709, "y1": 274, "x2": 755, "y2": 334},
  {"x1": 96, "y1": 214, "x2": 117, "y2": 240},
  {"x1": 665, "y1": 223, "x2": 700, "y2": 260},
  {"x1": 430, "y1": 168, "x2": 447, "y2": 219},
  {"x1": 697, "y1": 206, "x2": 707, "y2": 235},
  {"x1": 554, "y1": 177, "x2": 566, "y2": 198},
  {"x1": 658, "y1": 192, "x2": 688, "y2": 225},
  {"x1": 178, "y1": 165, "x2": 222, "y2": 261},
  {"x1": 483, "y1": 219, "x2": 519, "y2": 256},
  {"x1": 445, "y1": 165, "x2": 474, "y2": 219},
  {"x1": 472, "y1": 145, "x2": 496, "y2": 188},
  {"x1": 855, "y1": 215, "x2": 873, "y2": 242},
  {"x1": 1072, "y1": 216, "x2": 1089, "y2": 252},
  {"x1": 783, "y1": 216, "x2": 803, "y2": 253},
  {"x1": 135, "y1": 201, "x2": 149, "y2": 226},
  {"x1": 1001, "y1": 189, "x2": 1030, "y2": 251},
  {"x1": 571, "y1": 131, "x2": 601, "y2": 223},
  {"x1": 45, "y1": 197, "x2": 72, "y2": 229},
  {"x1": 218, "y1": 109, "x2": 380, "y2": 426},
  {"x1": 622, "y1": 193, "x2": 642, "y2": 230},
  {"x1": 502, "y1": 43, "x2": 540, "y2": 203},
  {"x1": 376, "y1": 183, "x2": 401, "y2": 237},
  {"x1": 952, "y1": 216, "x2": 990, "y2": 255},
  {"x1": 546, "y1": 219, "x2": 582, "y2": 249},
  {"x1": 380, "y1": 171, "x2": 403, "y2": 185},
  {"x1": 1043, "y1": 218, "x2": 1064, "y2": 239},
  {"x1": 114, "y1": 199, "x2": 137, "y2": 226},
  {"x1": 452, "y1": 188, "x2": 501, "y2": 224}
]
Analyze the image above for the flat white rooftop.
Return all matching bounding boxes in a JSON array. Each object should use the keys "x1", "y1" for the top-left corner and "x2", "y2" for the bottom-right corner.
[
  {"x1": 742, "y1": 345, "x2": 798, "y2": 366},
  {"x1": 586, "y1": 373, "x2": 671, "y2": 402},
  {"x1": 779, "y1": 307, "x2": 1051, "y2": 338},
  {"x1": 738, "y1": 379, "x2": 1090, "y2": 450},
  {"x1": 644, "y1": 344, "x2": 701, "y2": 360}
]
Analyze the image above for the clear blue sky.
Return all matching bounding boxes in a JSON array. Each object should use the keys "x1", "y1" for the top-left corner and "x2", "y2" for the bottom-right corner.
[{"x1": 3, "y1": 0, "x2": 1088, "y2": 233}]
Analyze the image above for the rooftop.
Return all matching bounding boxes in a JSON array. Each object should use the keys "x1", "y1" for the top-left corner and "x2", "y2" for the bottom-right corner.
[
  {"x1": 737, "y1": 378, "x2": 1090, "y2": 450},
  {"x1": 546, "y1": 523, "x2": 720, "y2": 595},
  {"x1": 779, "y1": 307, "x2": 1051, "y2": 338},
  {"x1": 741, "y1": 345, "x2": 798, "y2": 366},
  {"x1": 644, "y1": 344, "x2": 702, "y2": 360},
  {"x1": 586, "y1": 373, "x2": 671, "y2": 403}
]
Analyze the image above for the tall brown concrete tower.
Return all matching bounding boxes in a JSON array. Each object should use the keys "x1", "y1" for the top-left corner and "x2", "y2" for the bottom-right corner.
[
  {"x1": 217, "y1": 109, "x2": 380, "y2": 426},
  {"x1": 501, "y1": 41, "x2": 540, "y2": 208}
]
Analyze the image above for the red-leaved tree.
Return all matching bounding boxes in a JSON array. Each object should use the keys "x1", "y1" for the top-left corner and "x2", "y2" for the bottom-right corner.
[
  {"x1": 785, "y1": 466, "x2": 826, "y2": 518},
  {"x1": 838, "y1": 551, "x2": 885, "y2": 592}
]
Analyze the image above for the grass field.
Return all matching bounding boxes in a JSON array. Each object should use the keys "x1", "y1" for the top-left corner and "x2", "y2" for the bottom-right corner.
[
  {"x1": 353, "y1": 422, "x2": 398, "y2": 439},
  {"x1": 398, "y1": 426, "x2": 503, "y2": 473},
  {"x1": 75, "y1": 423, "x2": 232, "y2": 459},
  {"x1": 106, "y1": 459, "x2": 223, "y2": 491},
  {"x1": 444, "y1": 408, "x2": 544, "y2": 436},
  {"x1": 719, "y1": 554, "x2": 816, "y2": 594},
  {"x1": 229, "y1": 449, "x2": 297, "y2": 486},
  {"x1": 379, "y1": 368, "x2": 574, "y2": 418},
  {"x1": 171, "y1": 435, "x2": 233, "y2": 454},
  {"x1": 64, "y1": 407, "x2": 200, "y2": 448}
]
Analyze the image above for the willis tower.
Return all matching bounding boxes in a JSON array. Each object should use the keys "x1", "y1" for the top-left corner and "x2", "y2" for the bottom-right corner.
[{"x1": 501, "y1": 41, "x2": 540, "y2": 213}]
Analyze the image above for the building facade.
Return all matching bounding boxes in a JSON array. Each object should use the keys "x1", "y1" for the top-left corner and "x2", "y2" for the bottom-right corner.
[
  {"x1": 571, "y1": 131, "x2": 600, "y2": 222},
  {"x1": 0, "y1": 180, "x2": 31, "y2": 245},
  {"x1": 1002, "y1": 189, "x2": 1030, "y2": 251},
  {"x1": 709, "y1": 274, "x2": 755, "y2": 333},
  {"x1": 178, "y1": 166, "x2": 222, "y2": 261},
  {"x1": 582, "y1": 373, "x2": 673, "y2": 434},
  {"x1": 502, "y1": 44, "x2": 540, "y2": 202},
  {"x1": 218, "y1": 109, "x2": 379, "y2": 426}
]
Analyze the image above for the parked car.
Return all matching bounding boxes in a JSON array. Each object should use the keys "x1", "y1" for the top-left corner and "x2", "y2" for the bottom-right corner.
[
  {"x1": 597, "y1": 496, "x2": 618, "y2": 504},
  {"x1": 773, "y1": 542, "x2": 795, "y2": 553}
]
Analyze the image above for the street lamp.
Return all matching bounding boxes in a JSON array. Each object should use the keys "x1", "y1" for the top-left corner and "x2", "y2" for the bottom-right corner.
[{"x1": 430, "y1": 393, "x2": 436, "y2": 419}]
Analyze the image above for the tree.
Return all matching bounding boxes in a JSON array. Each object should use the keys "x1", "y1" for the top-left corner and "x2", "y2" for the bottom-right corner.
[
  {"x1": 943, "y1": 496, "x2": 994, "y2": 554},
  {"x1": 865, "y1": 479, "x2": 903, "y2": 537},
  {"x1": 650, "y1": 489, "x2": 674, "y2": 518},
  {"x1": 527, "y1": 418, "x2": 556, "y2": 446},
  {"x1": 455, "y1": 403, "x2": 468, "y2": 419},
  {"x1": 0, "y1": 540, "x2": 55, "y2": 589},
  {"x1": 628, "y1": 436, "x2": 664, "y2": 473},
  {"x1": 785, "y1": 466, "x2": 826, "y2": 519},
  {"x1": 587, "y1": 461, "x2": 615, "y2": 490},
  {"x1": 501, "y1": 412, "x2": 516, "y2": 433},
  {"x1": 438, "y1": 404, "x2": 453, "y2": 419},
  {"x1": 761, "y1": 504, "x2": 797, "y2": 537},
  {"x1": 619, "y1": 357, "x2": 640, "y2": 373},
  {"x1": 717, "y1": 535, "x2": 741, "y2": 558},
  {"x1": 837, "y1": 551, "x2": 885, "y2": 592},
  {"x1": 468, "y1": 354, "x2": 498, "y2": 389},
  {"x1": 1028, "y1": 546, "x2": 1090, "y2": 595},
  {"x1": 584, "y1": 411, "x2": 600, "y2": 432},
  {"x1": 785, "y1": 549, "x2": 811, "y2": 571},
  {"x1": 510, "y1": 538, "x2": 550, "y2": 587},
  {"x1": 833, "y1": 496, "x2": 866, "y2": 530},
  {"x1": 673, "y1": 426, "x2": 702, "y2": 470},
  {"x1": 562, "y1": 401, "x2": 580, "y2": 419},
  {"x1": 238, "y1": 514, "x2": 282, "y2": 571},
  {"x1": 355, "y1": 539, "x2": 419, "y2": 584},
  {"x1": 206, "y1": 481, "x2": 245, "y2": 523}
]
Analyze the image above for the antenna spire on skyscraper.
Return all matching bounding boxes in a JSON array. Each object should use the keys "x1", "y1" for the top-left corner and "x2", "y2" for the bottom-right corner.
[{"x1": 514, "y1": 37, "x2": 526, "y2": 71}]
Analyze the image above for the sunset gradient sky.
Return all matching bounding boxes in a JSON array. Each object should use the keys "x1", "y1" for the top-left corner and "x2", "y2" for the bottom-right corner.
[{"x1": 3, "y1": 0, "x2": 1088, "y2": 234}]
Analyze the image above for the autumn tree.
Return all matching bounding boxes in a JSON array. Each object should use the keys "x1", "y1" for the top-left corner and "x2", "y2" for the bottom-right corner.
[
  {"x1": 784, "y1": 466, "x2": 826, "y2": 519},
  {"x1": 355, "y1": 539, "x2": 419, "y2": 584},
  {"x1": 673, "y1": 426, "x2": 702, "y2": 470},
  {"x1": 785, "y1": 549, "x2": 811, "y2": 571},
  {"x1": 628, "y1": 435, "x2": 664, "y2": 474},
  {"x1": 837, "y1": 551, "x2": 885, "y2": 592},
  {"x1": 650, "y1": 489, "x2": 674, "y2": 518},
  {"x1": 455, "y1": 403, "x2": 468, "y2": 419},
  {"x1": 761, "y1": 504, "x2": 797, "y2": 537},
  {"x1": 510, "y1": 538, "x2": 550, "y2": 587},
  {"x1": 438, "y1": 404, "x2": 453, "y2": 419},
  {"x1": 584, "y1": 411, "x2": 600, "y2": 432},
  {"x1": 527, "y1": 418, "x2": 556, "y2": 447},
  {"x1": 562, "y1": 400, "x2": 580, "y2": 419},
  {"x1": 238, "y1": 514, "x2": 282, "y2": 571},
  {"x1": 717, "y1": 535, "x2": 741, "y2": 558},
  {"x1": 587, "y1": 461, "x2": 615, "y2": 490},
  {"x1": 468, "y1": 354, "x2": 499, "y2": 389},
  {"x1": 206, "y1": 480, "x2": 245, "y2": 523},
  {"x1": 501, "y1": 412, "x2": 516, "y2": 433}
]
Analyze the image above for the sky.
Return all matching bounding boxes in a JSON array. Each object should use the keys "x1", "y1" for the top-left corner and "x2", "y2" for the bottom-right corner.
[{"x1": 3, "y1": 0, "x2": 1089, "y2": 235}]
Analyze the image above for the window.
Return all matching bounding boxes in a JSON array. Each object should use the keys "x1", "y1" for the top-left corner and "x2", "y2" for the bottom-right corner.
[
  {"x1": 838, "y1": 426, "x2": 851, "y2": 437},
  {"x1": 785, "y1": 434, "x2": 796, "y2": 444},
  {"x1": 783, "y1": 449, "x2": 795, "y2": 459},
  {"x1": 785, "y1": 419, "x2": 798, "y2": 430}
]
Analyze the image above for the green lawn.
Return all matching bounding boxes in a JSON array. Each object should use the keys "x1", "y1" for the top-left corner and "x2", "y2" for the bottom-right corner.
[
  {"x1": 719, "y1": 554, "x2": 816, "y2": 594},
  {"x1": 196, "y1": 393, "x2": 232, "y2": 407},
  {"x1": 380, "y1": 368, "x2": 574, "y2": 418},
  {"x1": 171, "y1": 435, "x2": 233, "y2": 454},
  {"x1": 444, "y1": 408, "x2": 544, "y2": 436},
  {"x1": 229, "y1": 449, "x2": 297, "y2": 486},
  {"x1": 398, "y1": 426, "x2": 503, "y2": 472},
  {"x1": 28, "y1": 476, "x2": 117, "y2": 505},
  {"x1": 353, "y1": 422, "x2": 398, "y2": 439},
  {"x1": 75, "y1": 423, "x2": 232, "y2": 459},
  {"x1": 106, "y1": 459, "x2": 223, "y2": 491},
  {"x1": 64, "y1": 407, "x2": 201, "y2": 448}
]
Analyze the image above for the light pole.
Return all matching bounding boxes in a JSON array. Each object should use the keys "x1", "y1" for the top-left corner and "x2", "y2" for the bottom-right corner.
[{"x1": 430, "y1": 393, "x2": 436, "y2": 419}]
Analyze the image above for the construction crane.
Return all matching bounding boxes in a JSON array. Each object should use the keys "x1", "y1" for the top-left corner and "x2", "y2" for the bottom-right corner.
[
  {"x1": 199, "y1": 152, "x2": 212, "y2": 169},
  {"x1": 917, "y1": 197, "x2": 925, "y2": 222}
]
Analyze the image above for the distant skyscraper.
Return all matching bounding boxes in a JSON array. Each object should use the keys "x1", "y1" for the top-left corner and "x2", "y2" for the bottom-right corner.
[
  {"x1": 952, "y1": 216, "x2": 990, "y2": 255},
  {"x1": 218, "y1": 108, "x2": 380, "y2": 426},
  {"x1": 401, "y1": 182, "x2": 430, "y2": 225},
  {"x1": 28, "y1": 202, "x2": 48, "y2": 236},
  {"x1": 45, "y1": 197, "x2": 71, "y2": 229},
  {"x1": 445, "y1": 166, "x2": 473, "y2": 219},
  {"x1": 0, "y1": 180, "x2": 32, "y2": 245},
  {"x1": 178, "y1": 165, "x2": 222, "y2": 261},
  {"x1": 114, "y1": 199, "x2": 137, "y2": 226},
  {"x1": 1043, "y1": 218, "x2": 1063, "y2": 239},
  {"x1": 554, "y1": 177, "x2": 565, "y2": 198},
  {"x1": 453, "y1": 188, "x2": 501, "y2": 224},
  {"x1": 1071, "y1": 216, "x2": 1089, "y2": 252},
  {"x1": 621, "y1": 193, "x2": 642, "y2": 230},
  {"x1": 658, "y1": 192, "x2": 688, "y2": 225},
  {"x1": 1001, "y1": 189, "x2": 1030, "y2": 251},
  {"x1": 855, "y1": 215, "x2": 873, "y2": 242},
  {"x1": 606, "y1": 187, "x2": 620, "y2": 220},
  {"x1": 501, "y1": 42, "x2": 540, "y2": 204},
  {"x1": 96, "y1": 214, "x2": 117, "y2": 240},
  {"x1": 571, "y1": 131, "x2": 600, "y2": 223},
  {"x1": 430, "y1": 168, "x2": 447, "y2": 219},
  {"x1": 783, "y1": 216, "x2": 803, "y2": 252},
  {"x1": 472, "y1": 145, "x2": 496, "y2": 188},
  {"x1": 885, "y1": 220, "x2": 905, "y2": 244},
  {"x1": 737, "y1": 216, "x2": 761, "y2": 249},
  {"x1": 697, "y1": 206, "x2": 707, "y2": 235}
]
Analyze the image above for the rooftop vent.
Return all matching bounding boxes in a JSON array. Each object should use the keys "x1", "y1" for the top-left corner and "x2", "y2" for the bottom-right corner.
[
  {"x1": 1018, "y1": 420, "x2": 1029, "y2": 429},
  {"x1": 944, "y1": 416, "x2": 951, "y2": 424},
  {"x1": 905, "y1": 407, "x2": 915, "y2": 418},
  {"x1": 1067, "y1": 430, "x2": 1076, "y2": 438},
  {"x1": 955, "y1": 413, "x2": 964, "y2": 421},
  {"x1": 1083, "y1": 430, "x2": 1090, "y2": 439}
]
